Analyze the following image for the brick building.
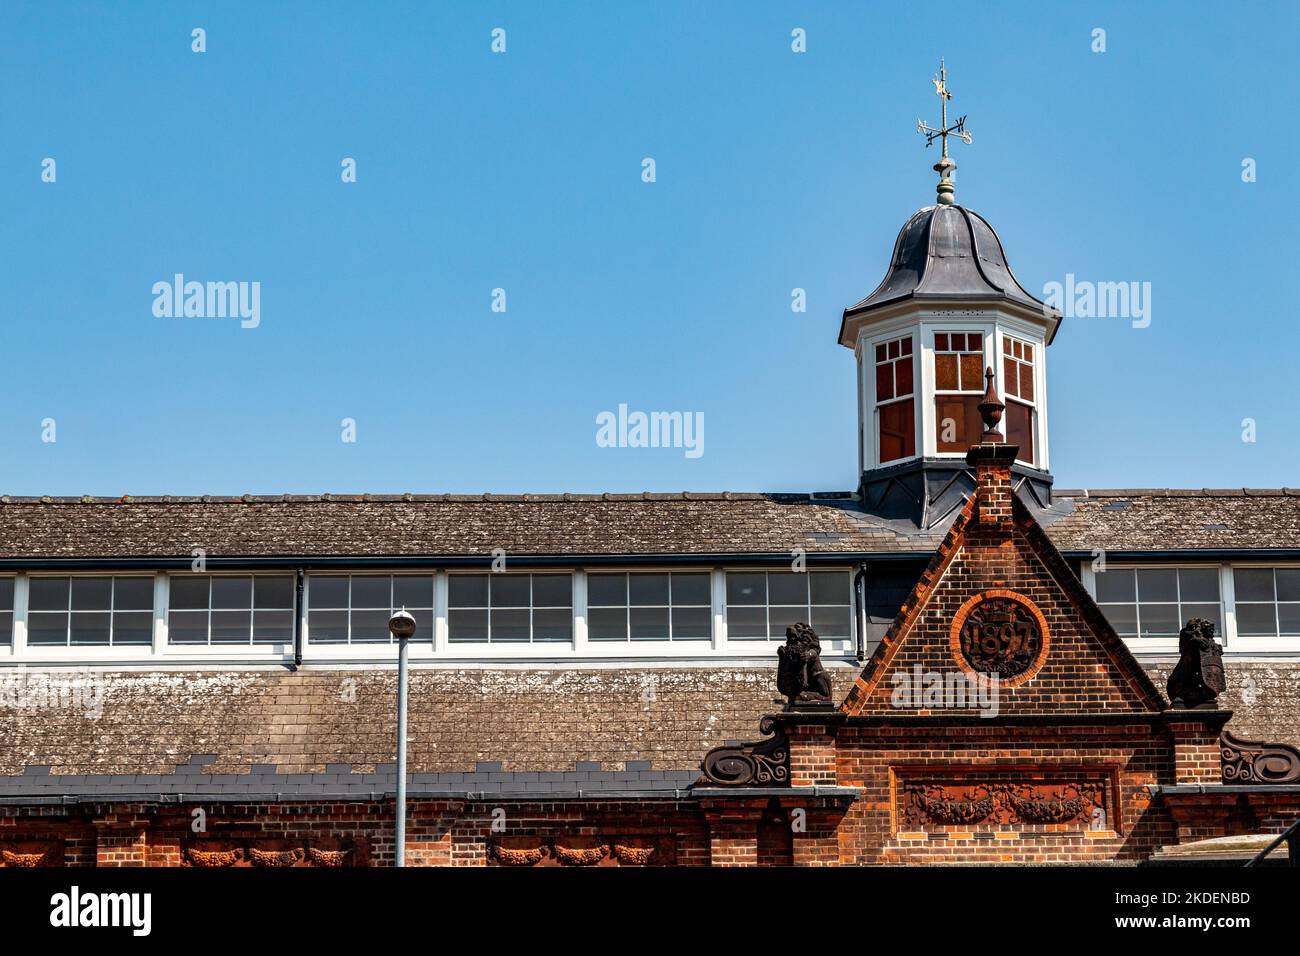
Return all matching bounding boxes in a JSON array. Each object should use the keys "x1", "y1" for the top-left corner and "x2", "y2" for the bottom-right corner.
[{"x1": 2, "y1": 177, "x2": 1298, "y2": 867}]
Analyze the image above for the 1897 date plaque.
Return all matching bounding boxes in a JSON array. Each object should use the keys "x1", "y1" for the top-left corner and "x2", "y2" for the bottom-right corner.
[{"x1": 951, "y1": 592, "x2": 1047, "y2": 682}]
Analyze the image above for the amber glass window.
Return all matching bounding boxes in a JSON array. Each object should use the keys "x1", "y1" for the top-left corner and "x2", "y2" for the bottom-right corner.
[
  {"x1": 933, "y1": 332, "x2": 984, "y2": 453},
  {"x1": 1003, "y1": 335, "x2": 1036, "y2": 464},
  {"x1": 874, "y1": 335, "x2": 915, "y2": 463}
]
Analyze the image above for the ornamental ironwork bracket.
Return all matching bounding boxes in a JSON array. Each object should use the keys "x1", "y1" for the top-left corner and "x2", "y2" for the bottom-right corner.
[
  {"x1": 698, "y1": 716, "x2": 790, "y2": 787},
  {"x1": 1221, "y1": 729, "x2": 1300, "y2": 785}
]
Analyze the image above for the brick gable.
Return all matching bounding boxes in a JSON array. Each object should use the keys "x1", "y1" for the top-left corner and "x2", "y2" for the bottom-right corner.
[{"x1": 843, "y1": 456, "x2": 1165, "y2": 717}]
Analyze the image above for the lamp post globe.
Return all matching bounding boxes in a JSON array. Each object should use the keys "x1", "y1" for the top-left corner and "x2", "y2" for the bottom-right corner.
[{"x1": 388, "y1": 610, "x2": 417, "y2": 640}]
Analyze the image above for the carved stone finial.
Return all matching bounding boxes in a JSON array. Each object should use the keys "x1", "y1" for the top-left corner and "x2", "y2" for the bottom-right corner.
[
  {"x1": 1167, "y1": 618, "x2": 1226, "y2": 709},
  {"x1": 976, "y1": 366, "x2": 1005, "y2": 442},
  {"x1": 776, "y1": 622, "x2": 833, "y2": 708}
]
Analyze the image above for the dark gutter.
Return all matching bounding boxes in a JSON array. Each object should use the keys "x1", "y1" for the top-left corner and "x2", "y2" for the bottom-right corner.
[{"x1": 1060, "y1": 549, "x2": 1300, "y2": 562}]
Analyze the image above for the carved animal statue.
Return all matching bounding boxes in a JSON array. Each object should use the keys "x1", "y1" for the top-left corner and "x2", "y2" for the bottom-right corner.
[
  {"x1": 1167, "y1": 617, "x2": 1226, "y2": 709},
  {"x1": 776, "y1": 622, "x2": 833, "y2": 707}
]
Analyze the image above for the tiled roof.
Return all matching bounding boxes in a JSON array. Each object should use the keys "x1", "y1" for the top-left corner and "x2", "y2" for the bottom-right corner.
[
  {"x1": 0, "y1": 666, "x2": 832, "y2": 788},
  {"x1": 0, "y1": 488, "x2": 1297, "y2": 559},
  {"x1": 1046, "y1": 489, "x2": 1300, "y2": 552},
  {"x1": 0, "y1": 493, "x2": 943, "y2": 558}
]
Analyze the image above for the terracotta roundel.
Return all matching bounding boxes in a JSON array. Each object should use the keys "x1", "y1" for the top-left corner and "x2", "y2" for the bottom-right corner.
[{"x1": 949, "y1": 590, "x2": 1049, "y2": 686}]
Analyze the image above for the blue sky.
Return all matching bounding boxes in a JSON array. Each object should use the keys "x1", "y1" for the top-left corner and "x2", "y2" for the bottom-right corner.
[{"x1": 2, "y1": 0, "x2": 1296, "y2": 496}]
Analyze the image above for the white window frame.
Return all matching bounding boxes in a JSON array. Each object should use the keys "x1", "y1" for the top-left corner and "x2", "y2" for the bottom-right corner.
[
  {"x1": 1225, "y1": 563, "x2": 1300, "y2": 653},
  {"x1": 926, "y1": 324, "x2": 993, "y2": 459},
  {"x1": 720, "y1": 567, "x2": 857, "y2": 653},
  {"x1": 300, "y1": 571, "x2": 436, "y2": 651},
  {"x1": 19, "y1": 572, "x2": 161, "y2": 657},
  {"x1": 162, "y1": 571, "x2": 298, "y2": 654},
  {"x1": 583, "y1": 569, "x2": 715, "y2": 645},
  {"x1": 0, "y1": 565, "x2": 861, "y2": 664},
  {"x1": 442, "y1": 569, "x2": 576, "y2": 648},
  {"x1": 867, "y1": 329, "x2": 921, "y2": 469},
  {"x1": 999, "y1": 330, "x2": 1041, "y2": 469},
  {"x1": 1082, "y1": 561, "x2": 1300, "y2": 656},
  {"x1": 301, "y1": 568, "x2": 442, "y2": 662},
  {"x1": 0, "y1": 573, "x2": 15, "y2": 658}
]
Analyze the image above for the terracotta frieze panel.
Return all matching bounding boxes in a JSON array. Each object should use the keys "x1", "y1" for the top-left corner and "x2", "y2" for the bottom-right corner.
[
  {"x1": 897, "y1": 771, "x2": 1112, "y2": 831},
  {"x1": 182, "y1": 838, "x2": 368, "y2": 867},
  {"x1": 0, "y1": 841, "x2": 65, "y2": 867},
  {"x1": 490, "y1": 836, "x2": 671, "y2": 866}
]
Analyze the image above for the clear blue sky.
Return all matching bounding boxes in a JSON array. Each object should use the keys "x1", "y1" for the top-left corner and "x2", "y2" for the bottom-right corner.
[{"x1": 2, "y1": 1, "x2": 1296, "y2": 496}]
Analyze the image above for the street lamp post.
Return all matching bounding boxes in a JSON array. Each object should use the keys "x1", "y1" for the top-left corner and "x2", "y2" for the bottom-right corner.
[{"x1": 388, "y1": 608, "x2": 418, "y2": 867}]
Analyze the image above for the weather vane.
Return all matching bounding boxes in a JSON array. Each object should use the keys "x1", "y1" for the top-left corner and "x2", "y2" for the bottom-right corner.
[{"x1": 916, "y1": 57, "x2": 972, "y2": 205}]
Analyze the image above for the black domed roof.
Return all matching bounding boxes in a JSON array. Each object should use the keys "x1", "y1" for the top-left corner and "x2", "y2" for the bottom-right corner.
[{"x1": 840, "y1": 204, "x2": 1056, "y2": 341}]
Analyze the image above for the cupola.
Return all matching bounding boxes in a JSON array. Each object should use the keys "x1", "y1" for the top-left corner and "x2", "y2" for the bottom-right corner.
[{"x1": 841, "y1": 60, "x2": 1062, "y2": 528}]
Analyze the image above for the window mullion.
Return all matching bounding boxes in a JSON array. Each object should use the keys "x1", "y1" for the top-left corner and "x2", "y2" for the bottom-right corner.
[
  {"x1": 1220, "y1": 564, "x2": 1236, "y2": 648},
  {"x1": 153, "y1": 574, "x2": 168, "y2": 655},
  {"x1": 712, "y1": 569, "x2": 727, "y2": 651},
  {"x1": 572, "y1": 570, "x2": 588, "y2": 651},
  {"x1": 13, "y1": 573, "x2": 29, "y2": 657}
]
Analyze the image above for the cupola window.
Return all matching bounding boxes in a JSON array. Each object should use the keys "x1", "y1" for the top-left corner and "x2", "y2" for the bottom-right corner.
[
  {"x1": 933, "y1": 332, "x2": 985, "y2": 453},
  {"x1": 1002, "y1": 334, "x2": 1036, "y2": 464},
  {"x1": 874, "y1": 334, "x2": 915, "y2": 463}
]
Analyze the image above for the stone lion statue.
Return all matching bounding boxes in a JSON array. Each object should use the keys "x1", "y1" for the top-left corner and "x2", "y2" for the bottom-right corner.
[
  {"x1": 777, "y1": 622, "x2": 833, "y2": 708},
  {"x1": 1166, "y1": 617, "x2": 1226, "y2": 709}
]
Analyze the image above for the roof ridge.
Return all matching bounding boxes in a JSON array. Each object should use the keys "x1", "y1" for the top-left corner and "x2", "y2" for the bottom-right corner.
[
  {"x1": 0, "y1": 491, "x2": 862, "y2": 505},
  {"x1": 1054, "y1": 488, "x2": 1299, "y2": 499}
]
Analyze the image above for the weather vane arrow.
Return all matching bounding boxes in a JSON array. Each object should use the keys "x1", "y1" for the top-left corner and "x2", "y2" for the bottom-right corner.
[{"x1": 916, "y1": 57, "x2": 972, "y2": 205}]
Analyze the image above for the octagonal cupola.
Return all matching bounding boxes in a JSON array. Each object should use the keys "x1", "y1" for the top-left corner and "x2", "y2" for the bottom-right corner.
[{"x1": 841, "y1": 61, "x2": 1061, "y2": 527}]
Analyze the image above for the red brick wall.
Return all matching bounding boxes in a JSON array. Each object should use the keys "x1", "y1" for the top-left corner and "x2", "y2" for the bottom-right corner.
[{"x1": 833, "y1": 722, "x2": 1177, "y2": 864}]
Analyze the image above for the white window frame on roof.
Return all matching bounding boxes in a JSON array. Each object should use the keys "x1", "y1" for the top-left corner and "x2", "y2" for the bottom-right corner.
[
  {"x1": 1225, "y1": 562, "x2": 1300, "y2": 654},
  {"x1": 300, "y1": 568, "x2": 443, "y2": 662},
  {"x1": 720, "y1": 566, "x2": 857, "y2": 657},
  {"x1": 162, "y1": 571, "x2": 297, "y2": 654},
  {"x1": 1081, "y1": 561, "x2": 1300, "y2": 656},
  {"x1": 8, "y1": 572, "x2": 164, "y2": 662},
  {"x1": 0, "y1": 574, "x2": 16, "y2": 658},
  {"x1": 0, "y1": 564, "x2": 861, "y2": 665}
]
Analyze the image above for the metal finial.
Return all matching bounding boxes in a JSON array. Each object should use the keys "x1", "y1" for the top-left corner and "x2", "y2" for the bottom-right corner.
[
  {"x1": 916, "y1": 57, "x2": 973, "y2": 205},
  {"x1": 976, "y1": 366, "x2": 1004, "y2": 443}
]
